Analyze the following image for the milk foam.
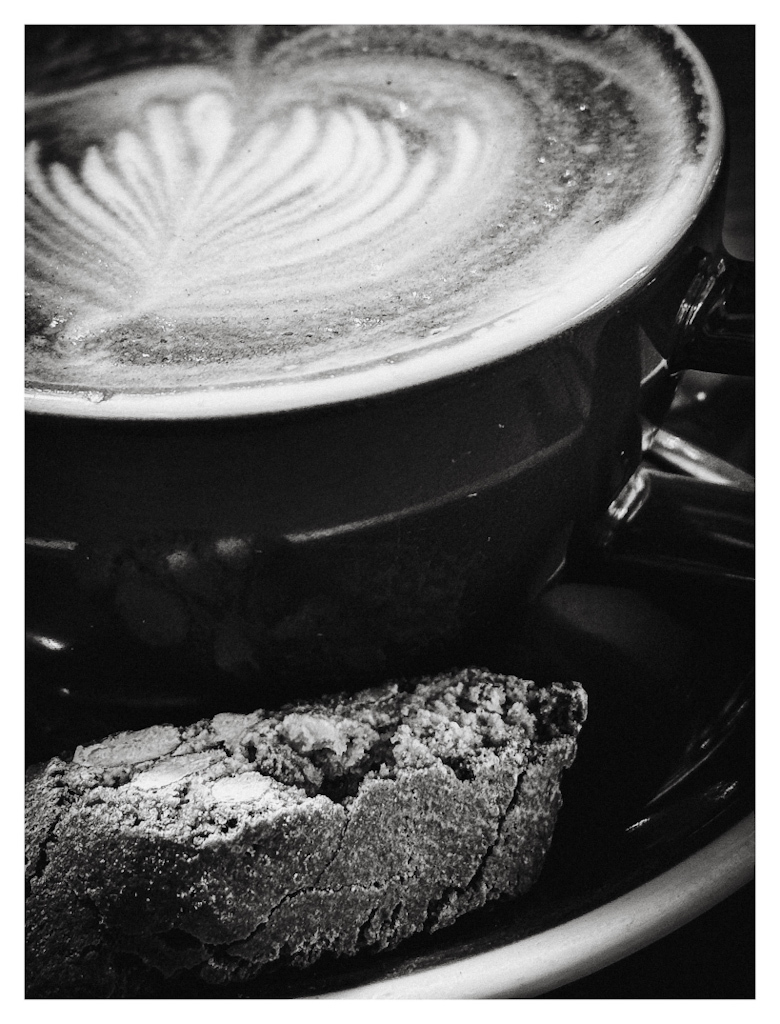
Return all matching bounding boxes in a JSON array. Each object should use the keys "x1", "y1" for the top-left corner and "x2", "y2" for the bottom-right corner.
[{"x1": 25, "y1": 25, "x2": 723, "y2": 417}]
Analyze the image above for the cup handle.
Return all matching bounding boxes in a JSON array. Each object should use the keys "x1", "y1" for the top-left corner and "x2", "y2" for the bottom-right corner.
[
  {"x1": 639, "y1": 246, "x2": 754, "y2": 376},
  {"x1": 581, "y1": 246, "x2": 755, "y2": 586},
  {"x1": 587, "y1": 464, "x2": 754, "y2": 586}
]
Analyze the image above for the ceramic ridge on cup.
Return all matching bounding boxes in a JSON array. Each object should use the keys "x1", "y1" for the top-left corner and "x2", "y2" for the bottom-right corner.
[{"x1": 24, "y1": 25, "x2": 725, "y2": 419}]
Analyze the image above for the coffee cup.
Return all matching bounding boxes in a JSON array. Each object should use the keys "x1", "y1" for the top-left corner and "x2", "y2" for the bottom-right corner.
[{"x1": 25, "y1": 26, "x2": 752, "y2": 728}]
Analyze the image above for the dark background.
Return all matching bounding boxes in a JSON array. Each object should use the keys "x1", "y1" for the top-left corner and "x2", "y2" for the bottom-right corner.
[{"x1": 543, "y1": 25, "x2": 755, "y2": 1000}]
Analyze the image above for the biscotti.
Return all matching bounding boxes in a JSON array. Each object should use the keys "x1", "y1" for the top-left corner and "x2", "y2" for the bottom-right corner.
[{"x1": 25, "y1": 668, "x2": 586, "y2": 998}]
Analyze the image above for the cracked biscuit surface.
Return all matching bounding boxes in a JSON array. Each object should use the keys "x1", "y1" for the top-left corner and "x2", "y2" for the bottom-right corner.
[{"x1": 25, "y1": 669, "x2": 586, "y2": 997}]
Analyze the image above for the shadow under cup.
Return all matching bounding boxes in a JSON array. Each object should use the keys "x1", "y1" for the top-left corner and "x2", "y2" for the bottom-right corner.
[{"x1": 25, "y1": 26, "x2": 730, "y2": 722}]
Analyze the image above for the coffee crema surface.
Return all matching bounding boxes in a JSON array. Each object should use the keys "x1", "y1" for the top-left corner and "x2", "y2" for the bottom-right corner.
[{"x1": 25, "y1": 25, "x2": 722, "y2": 416}]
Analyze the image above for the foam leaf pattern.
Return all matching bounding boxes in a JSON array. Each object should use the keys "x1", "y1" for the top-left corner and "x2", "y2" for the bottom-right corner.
[{"x1": 25, "y1": 90, "x2": 485, "y2": 342}]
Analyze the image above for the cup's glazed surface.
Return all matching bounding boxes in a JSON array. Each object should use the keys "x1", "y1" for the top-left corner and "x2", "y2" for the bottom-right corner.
[{"x1": 25, "y1": 26, "x2": 728, "y2": 714}]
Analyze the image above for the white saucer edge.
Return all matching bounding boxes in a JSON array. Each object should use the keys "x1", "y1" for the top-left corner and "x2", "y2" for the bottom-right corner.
[{"x1": 314, "y1": 812, "x2": 755, "y2": 1000}]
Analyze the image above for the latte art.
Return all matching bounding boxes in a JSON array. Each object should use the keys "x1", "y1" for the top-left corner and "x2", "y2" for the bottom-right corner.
[
  {"x1": 27, "y1": 61, "x2": 514, "y2": 355},
  {"x1": 25, "y1": 26, "x2": 723, "y2": 415}
]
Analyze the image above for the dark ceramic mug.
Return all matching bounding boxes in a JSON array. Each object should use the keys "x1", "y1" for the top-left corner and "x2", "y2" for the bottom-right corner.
[{"x1": 25, "y1": 26, "x2": 754, "y2": 721}]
